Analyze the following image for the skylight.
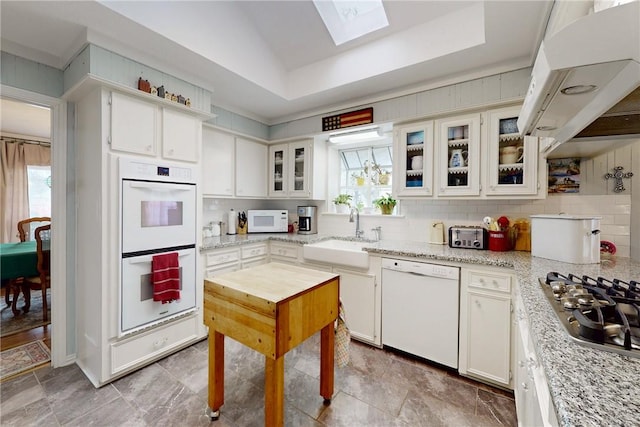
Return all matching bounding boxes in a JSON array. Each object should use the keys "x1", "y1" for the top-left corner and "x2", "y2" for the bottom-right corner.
[{"x1": 313, "y1": 0, "x2": 389, "y2": 46}]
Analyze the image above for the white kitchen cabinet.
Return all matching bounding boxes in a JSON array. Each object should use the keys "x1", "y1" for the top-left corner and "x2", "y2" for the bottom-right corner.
[
  {"x1": 110, "y1": 91, "x2": 201, "y2": 162},
  {"x1": 393, "y1": 105, "x2": 545, "y2": 199},
  {"x1": 111, "y1": 315, "x2": 200, "y2": 375},
  {"x1": 300, "y1": 261, "x2": 333, "y2": 272},
  {"x1": 269, "y1": 143, "x2": 288, "y2": 197},
  {"x1": 268, "y1": 139, "x2": 325, "y2": 199},
  {"x1": 269, "y1": 242, "x2": 300, "y2": 265},
  {"x1": 459, "y1": 267, "x2": 513, "y2": 388},
  {"x1": 514, "y1": 291, "x2": 559, "y2": 427},
  {"x1": 297, "y1": 254, "x2": 381, "y2": 346},
  {"x1": 394, "y1": 120, "x2": 434, "y2": 196},
  {"x1": 162, "y1": 108, "x2": 201, "y2": 162},
  {"x1": 204, "y1": 248, "x2": 241, "y2": 278},
  {"x1": 335, "y1": 268, "x2": 377, "y2": 343},
  {"x1": 241, "y1": 243, "x2": 268, "y2": 268},
  {"x1": 71, "y1": 87, "x2": 208, "y2": 387},
  {"x1": 235, "y1": 137, "x2": 267, "y2": 198},
  {"x1": 485, "y1": 106, "x2": 539, "y2": 196},
  {"x1": 436, "y1": 113, "x2": 481, "y2": 196},
  {"x1": 202, "y1": 127, "x2": 234, "y2": 197},
  {"x1": 110, "y1": 91, "x2": 158, "y2": 156}
]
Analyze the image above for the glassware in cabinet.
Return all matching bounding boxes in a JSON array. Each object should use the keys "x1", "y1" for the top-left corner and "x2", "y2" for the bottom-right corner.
[
  {"x1": 486, "y1": 107, "x2": 539, "y2": 196},
  {"x1": 269, "y1": 144, "x2": 287, "y2": 196},
  {"x1": 394, "y1": 121, "x2": 434, "y2": 196},
  {"x1": 437, "y1": 114, "x2": 480, "y2": 196},
  {"x1": 293, "y1": 146, "x2": 305, "y2": 192}
]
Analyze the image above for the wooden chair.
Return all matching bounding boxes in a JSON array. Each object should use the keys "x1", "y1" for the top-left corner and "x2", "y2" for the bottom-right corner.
[
  {"x1": 4, "y1": 217, "x2": 51, "y2": 308},
  {"x1": 17, "y1": 217, "x2": 51, "y2": 242},
  {"x1": 24, "y1": 224, "x2": 51, "y2": 322}
]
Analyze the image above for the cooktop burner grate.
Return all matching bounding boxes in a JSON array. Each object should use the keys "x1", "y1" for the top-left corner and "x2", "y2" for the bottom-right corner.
[{"x1": 539, "y1": 272, "x2": 640, "y2": 358}]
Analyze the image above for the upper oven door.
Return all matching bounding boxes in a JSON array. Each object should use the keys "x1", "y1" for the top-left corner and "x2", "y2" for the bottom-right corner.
[{"x1": 122, "y1": 179, "x2": 196, "y2": 253}]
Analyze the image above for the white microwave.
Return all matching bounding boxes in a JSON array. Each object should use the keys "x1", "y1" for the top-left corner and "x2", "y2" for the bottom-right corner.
[{"x1": 247, "y1": 210, "x2": 288, "y2": 233}]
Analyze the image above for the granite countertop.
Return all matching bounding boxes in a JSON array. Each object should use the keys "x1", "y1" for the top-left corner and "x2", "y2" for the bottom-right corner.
[{"x1": 202, "y1": 234, "x2": 640, "y2": 426}]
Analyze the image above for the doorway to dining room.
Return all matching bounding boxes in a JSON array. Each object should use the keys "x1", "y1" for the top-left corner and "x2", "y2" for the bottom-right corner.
[{"x1": 0, "y1": 98, "x2": 52, "y2": 365}]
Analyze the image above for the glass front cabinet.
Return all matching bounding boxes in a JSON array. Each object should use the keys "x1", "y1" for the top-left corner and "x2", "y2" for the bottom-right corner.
[
  {"x1": 268, "y1": 140, "x2": 312, "y2": 198},
  {"x1": 395, "y1": 121, "x2": 434, "y2": 196},
  {"x1": 436, "y1": 113, "x2": 481, "y2": 197},
  {"x1": 485, "y1": 107, "x2": 539, "y2": 196}
]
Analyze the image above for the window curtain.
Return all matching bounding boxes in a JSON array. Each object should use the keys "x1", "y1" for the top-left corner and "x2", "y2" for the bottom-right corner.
[{"x1": 0, "y1": 138, "x2": 51, "y2": 242}]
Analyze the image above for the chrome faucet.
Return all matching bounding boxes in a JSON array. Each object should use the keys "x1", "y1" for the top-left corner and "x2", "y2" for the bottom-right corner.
[{"x1": 349, "y1": 207, "x2": 364, "y2": 238}]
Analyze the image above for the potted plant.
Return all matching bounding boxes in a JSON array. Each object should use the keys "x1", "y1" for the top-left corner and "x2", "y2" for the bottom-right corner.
[
  {"x1": 373, "y1": 194, "x2": 397, "y2": 215},
  {"x1": 333, "y1": 193, "x2": 352, "y2": 213},
  {"x1": 351, "y1": 171, "x2": 366, "y2": 186}
]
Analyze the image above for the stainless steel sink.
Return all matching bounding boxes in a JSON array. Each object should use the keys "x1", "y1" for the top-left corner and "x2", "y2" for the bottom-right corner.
[{"x1": 302, "y1": 239, "x2": 370, "y2": 268}]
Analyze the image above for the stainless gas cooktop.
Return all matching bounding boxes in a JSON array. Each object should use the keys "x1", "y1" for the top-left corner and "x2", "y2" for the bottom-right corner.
[{"x1": 539, "y1": 272, "x2": 640, "y2": 359}]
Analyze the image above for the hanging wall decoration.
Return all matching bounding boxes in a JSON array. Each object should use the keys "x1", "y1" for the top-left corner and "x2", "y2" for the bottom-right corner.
[
  {"x1": 548, "y1": 158, "x2": 581, "y2": 193},
  {"x1": 604, "y1": 166, "x2": 633, "y2": 192},
  {"x1": 322, "y1": 107, "x2": 373, "y2": 131}
]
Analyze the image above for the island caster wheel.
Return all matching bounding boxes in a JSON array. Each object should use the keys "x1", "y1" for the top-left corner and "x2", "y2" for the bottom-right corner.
[{"x1": 205, "y1": 407, "x2": 220, "y2": 421}]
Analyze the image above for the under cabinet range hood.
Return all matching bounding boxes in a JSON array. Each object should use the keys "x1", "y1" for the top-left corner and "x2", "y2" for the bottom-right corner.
[{"x1": 518, "y1": 1, "x2": 640, "y2": 154}]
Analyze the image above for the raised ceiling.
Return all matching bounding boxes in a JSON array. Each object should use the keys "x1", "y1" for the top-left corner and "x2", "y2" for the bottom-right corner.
[{"x1": 0, "y1": 1, "x2": 553, "y2": 124}]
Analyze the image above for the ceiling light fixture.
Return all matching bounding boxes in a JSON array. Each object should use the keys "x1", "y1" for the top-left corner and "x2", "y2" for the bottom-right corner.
[{"x1": 328, "y1": 126, "x2": 382, "y2": 144}]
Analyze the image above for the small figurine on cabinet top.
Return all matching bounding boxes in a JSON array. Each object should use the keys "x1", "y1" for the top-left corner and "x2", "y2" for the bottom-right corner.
[
  {"x1": 185, "y1": 98, "x2": 191, "y2": 107},
  {"x1": 171, "y1": 93, "x2": 178, "y2": 102},
  {"x1": 177, "y1": 95, "x2": 185, "y2": 105},
  {"x1": 164, "y1": 92, "x2": 171, "y2": 100},
  {"x1": 157, "y1": 85, "x2": 165, "y2": 98},
  {"x1": 137, "y1": 77, "x2": 151, "y2": 93},
  {"x1": 150, "y1": 86, "x2": 158, "y2": 95}
]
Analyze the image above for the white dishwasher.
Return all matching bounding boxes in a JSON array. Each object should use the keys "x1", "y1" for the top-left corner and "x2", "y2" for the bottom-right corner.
[{"x1": 382, "y1": 258, "x2": 460, "y2": 369}]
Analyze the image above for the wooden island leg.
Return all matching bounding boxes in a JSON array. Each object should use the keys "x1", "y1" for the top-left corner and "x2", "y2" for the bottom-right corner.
[
  {"x1": 265, "y1": 355, "x2": 285, "y2": 426},
  {"x1": 320, "y1": 322, "x2": 335, "y2": 401},
  {"x1": 207, "y1": 330, "x2": 225, "y2": 420}
]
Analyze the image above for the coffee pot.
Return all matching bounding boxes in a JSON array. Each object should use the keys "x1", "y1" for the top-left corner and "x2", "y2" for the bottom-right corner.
[
  {"x1": 449, "y1": 149, "x2": 468, "y2": 168},
  {"x1": 297, "y1": 206, "x2": 318, "y2": 235}
]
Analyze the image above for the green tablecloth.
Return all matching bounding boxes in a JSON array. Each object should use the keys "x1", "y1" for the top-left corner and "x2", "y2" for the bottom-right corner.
[{"x1": 0, "y1": 241, "x2": 38, "y2": 280}]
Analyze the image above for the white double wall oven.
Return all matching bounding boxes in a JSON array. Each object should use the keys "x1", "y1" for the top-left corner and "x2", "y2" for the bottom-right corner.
[{"x1": 119, "y1": 156, "x2": 197, "y2": 335}]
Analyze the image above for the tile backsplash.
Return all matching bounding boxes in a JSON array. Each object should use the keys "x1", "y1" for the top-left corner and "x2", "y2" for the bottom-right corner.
[
  {"x1": 318, "y1": 194, "x2": 632, "y2": 258},
  {"x1": 204, "y1": 194, "x2": 631, "y2": 258}
]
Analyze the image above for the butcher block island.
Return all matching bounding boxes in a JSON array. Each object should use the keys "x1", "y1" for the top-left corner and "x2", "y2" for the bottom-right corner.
[{"x1": 203, "y1": 262, "x2": 340, "y2": 426}]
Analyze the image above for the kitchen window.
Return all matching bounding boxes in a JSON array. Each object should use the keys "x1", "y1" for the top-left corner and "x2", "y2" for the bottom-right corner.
[{"x1": 338, "y1": 144, "x2": 393, "y2": 211}]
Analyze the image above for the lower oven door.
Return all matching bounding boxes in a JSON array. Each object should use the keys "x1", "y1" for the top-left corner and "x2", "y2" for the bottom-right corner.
[{"x1": 121, "y1": 248, "x2": 196, "y2": 334}]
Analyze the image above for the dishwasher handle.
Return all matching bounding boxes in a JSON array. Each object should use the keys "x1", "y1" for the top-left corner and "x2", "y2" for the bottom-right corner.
[{"x1": 382, "y1": 258, "x2": 459, "y2": 280}]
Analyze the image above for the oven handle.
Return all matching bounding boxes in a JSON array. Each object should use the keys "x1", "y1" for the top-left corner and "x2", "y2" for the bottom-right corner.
[
  {"x1": 127, "y1": 182, "x2": 192, "y2": 191},
  {"x1": 127, "y1": 250, "x2": 192, "y2": 264}
]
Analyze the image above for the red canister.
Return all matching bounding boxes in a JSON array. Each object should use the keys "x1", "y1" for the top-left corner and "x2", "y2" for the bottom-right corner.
[{"x1": 488, "y1": 230, "x2": 512, "y2": 251}]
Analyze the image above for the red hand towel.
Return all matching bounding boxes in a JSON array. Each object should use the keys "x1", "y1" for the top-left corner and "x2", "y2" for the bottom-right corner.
[{"x1": 152, "y1": 252, "x2": 181, "y2": 304}]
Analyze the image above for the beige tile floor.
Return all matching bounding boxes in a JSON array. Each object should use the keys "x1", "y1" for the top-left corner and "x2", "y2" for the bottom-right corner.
[{"x1": 0, "y1": 333, "x2": 517, "y2": 426}]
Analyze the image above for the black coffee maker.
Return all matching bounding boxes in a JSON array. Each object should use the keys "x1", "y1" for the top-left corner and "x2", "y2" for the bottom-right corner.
[{"x1": 297, "y1": 206, "x2": 317, "y2": 235}]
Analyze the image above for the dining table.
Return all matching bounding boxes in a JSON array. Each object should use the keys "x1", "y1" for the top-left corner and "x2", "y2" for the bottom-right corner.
[{"x1": 1, "y1": 241, "x2": 39, "y2": 316}]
